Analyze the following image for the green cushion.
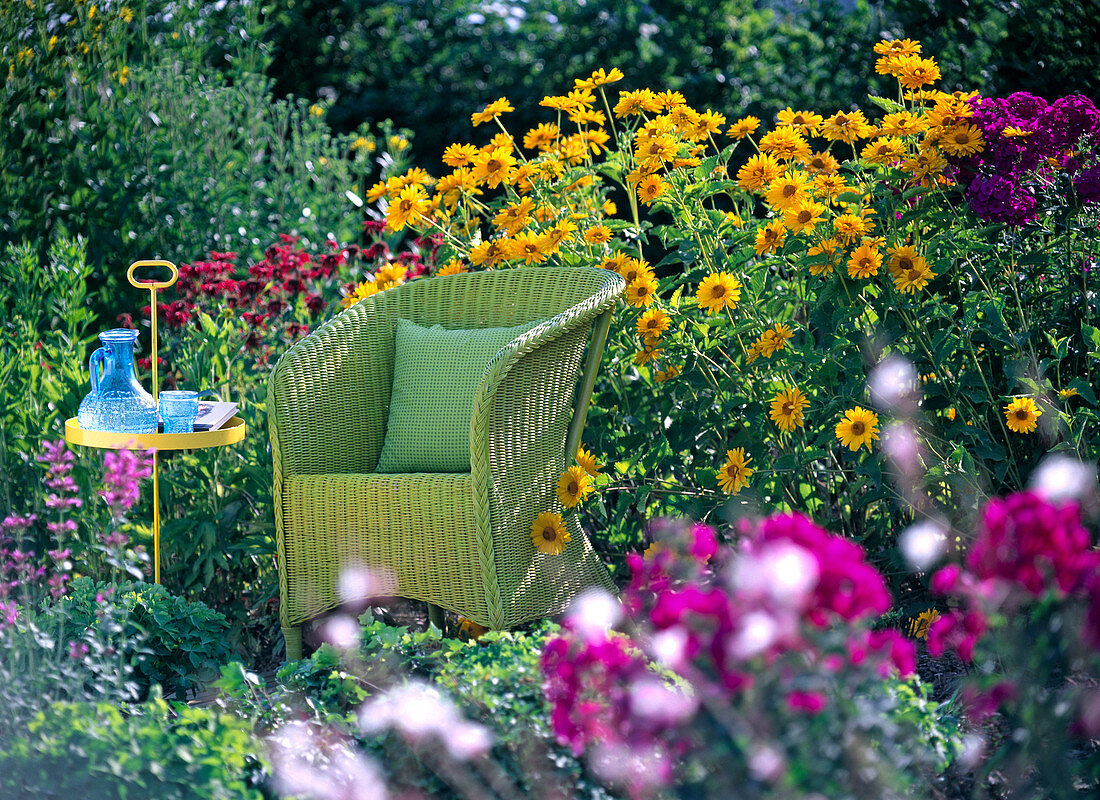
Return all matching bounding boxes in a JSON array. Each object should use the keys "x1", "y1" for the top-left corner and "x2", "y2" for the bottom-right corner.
[{"x1": 375, "y1": 318, "x2": 540, "y2": 473}]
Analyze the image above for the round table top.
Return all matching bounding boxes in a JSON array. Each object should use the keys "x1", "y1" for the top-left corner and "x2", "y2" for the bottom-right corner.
[{"x1": 64, "y1": 416, "x2": 246, "y2": 451}]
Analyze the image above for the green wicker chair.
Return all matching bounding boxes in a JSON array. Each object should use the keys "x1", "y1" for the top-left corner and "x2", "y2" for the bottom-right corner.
[{"x1": 268, "y1": 266, "x2": 624, "y2": 658}]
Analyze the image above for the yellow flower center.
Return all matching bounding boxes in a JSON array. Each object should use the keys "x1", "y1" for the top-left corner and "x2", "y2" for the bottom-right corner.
[
  {"x1": 567, "y1": 481, "x2": 578, "y2": 495},
  {"x1": 955, "y1": 132, "x2": 970, "y2": 145},
  {"x1": 797, "y1": 210, "x2": 812, "y2": 224},
  {"x1": 1016, "y1": 409, "x2": 1029, "y2": 420},
  {"x1": 851, "y1": 421, "x2": 866, "y2": 436},
  {"x1": 542, "y1": 527, "x2": 557, "y2": 541},
  {"x1": 908, "y1": 268, "x2": 922, "y2": 281},
  {"x1": 897, "y1": 257, "x2": 913, "y2": 271},
  {"x1": 782, "y1": 402, "x2": 794, "y2": 414},
  {"x1": 782, "y1": 184, "x2": 797, "y2": 198},
  {"x1": 711, "y1": 285, "x2": 726, "y2": 298}
]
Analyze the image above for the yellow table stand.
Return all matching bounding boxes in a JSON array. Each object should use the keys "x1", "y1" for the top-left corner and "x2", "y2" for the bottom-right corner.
[{"x1": 63, "y1": 260, "x2": 246, "y2": 584}]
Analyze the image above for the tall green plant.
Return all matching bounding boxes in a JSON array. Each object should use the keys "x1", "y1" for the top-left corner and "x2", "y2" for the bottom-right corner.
[{"x1": 0, "y1": 239, "x2": 95, "y2": 512}]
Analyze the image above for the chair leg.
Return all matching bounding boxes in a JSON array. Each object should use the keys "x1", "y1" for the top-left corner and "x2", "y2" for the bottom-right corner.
[
  {"x1": 283, "y1": 624, "x2": 303, "y2": 661},
  {"x1": 426, "y1": 603, "x2": 446, "y2": 633}
]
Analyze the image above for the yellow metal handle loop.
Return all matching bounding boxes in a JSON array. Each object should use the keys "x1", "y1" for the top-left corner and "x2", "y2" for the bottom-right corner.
[{"x1": 126, "y1": 260, "x2": 178, "y2": 289}]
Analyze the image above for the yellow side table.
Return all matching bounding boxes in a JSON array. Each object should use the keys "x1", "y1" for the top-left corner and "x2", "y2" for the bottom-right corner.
[{"x1": 63, "y1": 260, "x2": 246, "y2": 584}]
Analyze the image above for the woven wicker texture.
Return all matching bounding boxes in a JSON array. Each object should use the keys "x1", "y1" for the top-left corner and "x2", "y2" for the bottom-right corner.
[
  {"x1": 268, "y1": 266, "x2": 625, "y2": 658},
  {"x1": 376, "y1": 318, "x2": 541, "y2": 473}
]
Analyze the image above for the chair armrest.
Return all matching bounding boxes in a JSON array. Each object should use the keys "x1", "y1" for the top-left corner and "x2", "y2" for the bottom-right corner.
[
  {"x1": 467, "y1": 270, "x2": 623, "y2": 622},
  {"x1": 268, "y1": 296, "x2": 396, "y2": 478}
]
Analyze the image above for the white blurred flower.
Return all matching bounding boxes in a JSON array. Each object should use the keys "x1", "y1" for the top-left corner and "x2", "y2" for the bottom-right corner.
[
  {"x1": 318, "y1": 615, "x2": 361, "y2": 650},
  {"x1": 358, "y1": 680, "x2": 492, "y2": 760},
  {"x1": 628, "y1": 676, "x2": 698, "y2": 724},
  {"x1": 566, "y1": 589, "x2": 622, "y2": 641},
  {"x1": 269, "y1": 721, "x2": 388, "y2": 800},
  {"x1": 1030, "y1": 454, "x2": 1097, "y2": 503},
  {"x1": 882, "y1": 422, "x2": 922, "y2": 474},
  {"x1": 899, "y1": 520, "x2": 948, "y2": 572},
  {"x1": 590, "y1": 740, "x2": 669, "y2": 794},
  {"x1": 732, "y1": 541, "x2": 819, "y2": 609},
  {"x1": 748, "y1": 745, "x2": 786, "y2": 782},
  {"x1": 870, "y1": 355, "x2": 918, "y2": 412},
  {"x1": 728, "y1": 610, "x2": 781, "y2": 660},
  {"x1": 649, "y1": 626, "x2": 689, "y2": 670},
  {"x1": 338, "y1": 564, "x2": 392, "y2": 607}
]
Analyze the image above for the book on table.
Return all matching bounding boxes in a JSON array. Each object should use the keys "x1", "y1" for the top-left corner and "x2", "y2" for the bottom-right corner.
[{"x1": 193, "y1": 401, "x2": 239, "y2": 432}]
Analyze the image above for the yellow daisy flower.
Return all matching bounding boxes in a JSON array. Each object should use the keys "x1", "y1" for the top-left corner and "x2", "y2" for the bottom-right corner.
[
  {"x1": 1004, "y1": 397, "x2": 1042, "y2": 434},
  {"x1": 938, "y1": 123, "x2": 986, "y2": 157},
  {"x1": 765, "y1": 170, "x2": 811, "y2": 213},
  {"x1": 655, "y1": 364, "x2": 682, "y2": 383},
  {"x1": 835, "y1": 407, "x2": 880, "y2": 451},
  {"x1": 625, "y1": 275, "x2": 659, "y2": 307},
  {"x1": 636, "y1": 308, "x2": 672, "y2": 338},
  {"x1": 576, "y1": 447, "x2": 602, "y2": 477},
  {"x1": 471, "y1": 97, "x2": 514, "y2": 127},
  {"x1": 770, "y1": 387, "x2": 808, "y2": 433},
  {"x1": 436, "y1": 259, "x2": 466, "y2": 277},
  {"x1": 727, "y1": 116, "x2": 761, "y2": 139},
  {"x1": 695, "y1": 272, "x2": 742, "y2": 314},
  {"x1": 759, "y1": 126, "x2": 812, "y2": 162},
  {"x1": 847, "y1": 241, "x2": 882, "y2": 279},
  {"x1": 637, "y1": 174, "x2": 669, "y2": 206},
  {"x1": 754, "y1": 220, "x2": 787, "y2": 255},
  {"x1": 471, "y1": 146, "x2": 516, "y2": 188},
  {"x1": 784, "y1": 199, "x2": 827, "y2": 234},
  {"x1": 893, "y1": 55, "x2": 941, "y2": 90},
  {"x1": 386, "y1": 185, "x2": 430, "y2": 232},
  {"x1": 775, "y1": 108, "x2": 823, "y2": 136},
  {"x1": 717, "y1": 448, "x2": 753, "y2": 494},
  {"x1": 531, "y1": 512, "x2": 570, "y2": 555},
  {"x1": 806, "y1": 238, "x2": 843, "y2": 276},
  {"x1": 583, "y1": 225, "x2": 613, "y2": 245},
  {"x1": 736, "y1": 153, "x2": 784, "y2": 193},
  {"x1": 803, "y1": 150, "x2": 840, "y2": 175},
  {"x1": 833, "y1": 213, "x2": 872, "y2": 245},
  {"x1": 557, "y1": 466, "x2": 593, "y2": 508}
]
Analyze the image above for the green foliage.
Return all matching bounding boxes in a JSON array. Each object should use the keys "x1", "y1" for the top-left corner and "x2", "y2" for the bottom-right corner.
[
  {"x1": 0, "y1": 0, "x2": 394, "y2": 307},
  {"x1": 61, "y1": 577, "x2": 236, "y2": 698},
  {"x1": 266, "y1": 0, "x2": 883, "y2": 172},
  {"x1": 0, "y1": 600, "x2": 146, "y2": 740},
  {"x1": 216, "y1": 619, "x2": 620, "y2": 800},
  {"x1": 0, "y1": 696, "x2": 266, "y2": 800},
  {"x1": 0, "y1": 239, "x2": 96, "y2": 512}
]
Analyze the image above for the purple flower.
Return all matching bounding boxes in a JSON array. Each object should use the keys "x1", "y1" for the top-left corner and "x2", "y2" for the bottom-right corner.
[
  {"x1": 101, "y1": 448, "x2": 154, "y2": 513},
  {"x1": 1074, "y1": 164, "x2": 1100, "y2": 204},
  {"x1": 68, "y1": 640, "x2": 89, "y2": 659},
  {"x1": 965, "y1": 174, "x2": 1038, "y2": 225}
]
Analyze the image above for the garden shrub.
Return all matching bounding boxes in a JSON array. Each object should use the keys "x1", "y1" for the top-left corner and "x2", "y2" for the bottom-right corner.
[
  {"x1": 216, "y1": 619, "x2": 620, "y2": 800},
  {"x1": 61, "y1": 576, "x2": 235, "y2": 699},
  {"x1": 363, "y1": 38, "x2": 1100, "y2": 591},
  {"x1": 0, "y1": 696, "x2": 266, "y2": 800},
  {"x1": 925, "y1": 480, "x2": 1100, "y2": 799},
  {"x1": 541, "y1": 516, "x2": 959, "y2": 798},
  {"x1": 0, "y1": 0, "x2": 397, "y2": 302}
]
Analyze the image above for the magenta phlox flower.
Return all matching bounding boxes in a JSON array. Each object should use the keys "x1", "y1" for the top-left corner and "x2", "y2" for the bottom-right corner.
[
  {"x1": 786, "y1": 690, "x2": 827, "y2": 714},
  {"x1": 967, "y1": 492, "x2": 1095, "y2": 596}
]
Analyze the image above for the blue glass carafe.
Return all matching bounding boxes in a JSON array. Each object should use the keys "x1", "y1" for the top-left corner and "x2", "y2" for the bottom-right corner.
[{"x1": 77, "y1": 329, "x2": 159, "y2": 433}]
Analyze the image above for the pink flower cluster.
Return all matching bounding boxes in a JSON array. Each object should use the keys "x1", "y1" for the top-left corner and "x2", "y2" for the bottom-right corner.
[
  {"x1": 927, "y1": 491, "x2": 1100, "y2": 727},
  {"x1": 542, "y1": 513, "x2": 914, "y2": 796},
  {"x1": 100, "y1": 448, "x2": 153, "y2": 519},
  {"x1": 929, "y1": 492, "x2": 1099, "y2": 663}
]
